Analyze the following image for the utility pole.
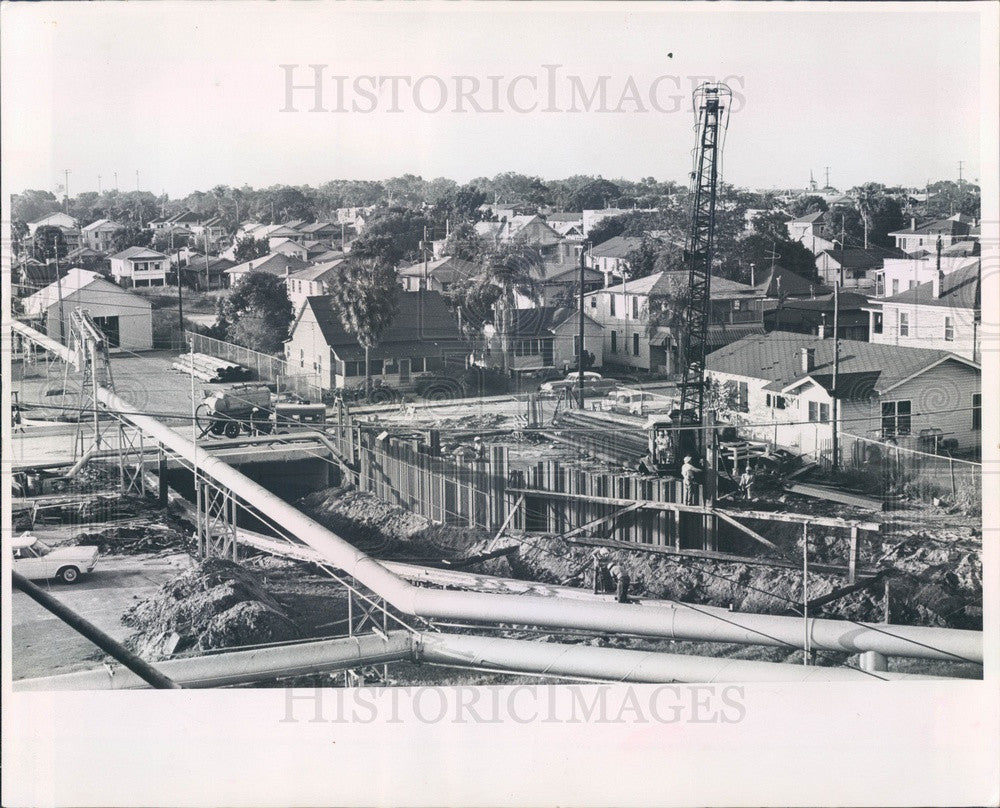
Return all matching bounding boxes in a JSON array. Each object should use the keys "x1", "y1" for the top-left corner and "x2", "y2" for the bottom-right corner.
[
  {"x1": 578, "y1": 241, "x2": 588, "y2": 405},
  {"x1": 136, "y1": 170, "x2": 140, "y2": 192},
  {"x1": 174, "y1": 230, "x2": 184, "y2": 345},
  {"x1": 831, "y1": 282, "x2": 840, "y2": 470},
  {"x1": 54, "y1": 237, "x2": 66, "y2": 345},
  {"x1": 63, "y1": 169, "x2": 71, "y2": 212},
  {"x1": 98, "y1": 174, "x2": 102, "y2": 195},
  {"x1": 422, "y1": 226, "x2": 429, "y2": 290},
  {"x1": 824, "y1": 166, "x2": 830, "y2": 188},
  {"x1": 958, "y1": 160, "x2": 964, "y2": 184},
  {"x1": 114, "y1": 172, "x2": 119, "y2": 191}
]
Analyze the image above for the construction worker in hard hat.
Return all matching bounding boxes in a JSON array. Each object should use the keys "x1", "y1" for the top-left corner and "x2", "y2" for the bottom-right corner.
[{"x1": 609, "y1": 562, "x2": 632, "y2": 604}]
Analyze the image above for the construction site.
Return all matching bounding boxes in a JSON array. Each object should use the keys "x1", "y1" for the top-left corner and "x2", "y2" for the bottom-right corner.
[{"x1": 8, "y1": 84, "x2": 984, "y2": 690}]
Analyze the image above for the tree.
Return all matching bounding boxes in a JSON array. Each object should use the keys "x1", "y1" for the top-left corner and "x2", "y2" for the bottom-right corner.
[
  {"x1": 350, "y1": 207, "x2": 430, "y2": 265},
  {"x1": 736, "y1": 234, "x2": 818, "y2": 284},
  {"x1": 109, "y1": 225, "x2": 153, "y2": 253},
  {"x1": 645, "y1": 273, "x2": 693, "y2": 373},
  {"x1": 329, "y1": 258, "x2": 399, "y2": 394},
  {"x1": 566, "y1": 178, "x2": 622, "y2": 211},
  {"x1": 233, "y1": 236, "x2": 270, "y2": 263},
  {"x1": 223, "y1": 273, "x2": 294, "y2": 353},
  {"x1": 440, "y1": 221, "x2": 487, "y2": 263},
  {"x1": 788, "y1": 195, "x2": 829, "y2": 217},
  {"x1": 33, "y1": 225, "x2": 68, "y2": 261},
  {"x1": 623, "y1": 236, "x2": 679, "y2": 281},
  {"x1": 453, "y1": 184, "x2": 488, "y2": 220},
  {"x1": 469, "y1": 244, "x2": 543, "y2": 371}
]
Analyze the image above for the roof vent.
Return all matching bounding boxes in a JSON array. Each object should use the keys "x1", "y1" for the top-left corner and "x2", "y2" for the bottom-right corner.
[{"x1": 800, "y1": 347, "x2": 816, "y2": 374}]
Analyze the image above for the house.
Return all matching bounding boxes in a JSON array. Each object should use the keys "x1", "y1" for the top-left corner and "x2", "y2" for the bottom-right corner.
[
  {"x1": 474, "y1": 215, "x2": 563, "y2": 249},
  {"x1": 586, "y1": 236, "x2": 647, "y2": 286},
  {"x1": 814, "y1": 246, "x2": 902, "y2": 291},
  {"x1": 866, "y1": 260, "x2": 980, "y2": 361},
  {"x1": 22, "y1": 268, "x2": 153, "y2": 351},
  {"x1": 298, "y1": 221, "x2": 341, "y2": 241},
  {"x1": 225, "y1": 252, "x2": 310, "y2": 285},
  {"x1": 286, "y1": 260, "x2": 347, "y2": 308},
  {"x1": 270, "y1": 238, "x2": 309, "y2": 261},
  {"x1": 181, "y1": 254, "x2": 235, "y2": 291},
  {"x1": 477, "y1": 307, "x2": 603, "y2": 373},
  {"x1": 15, "y1": 259, "x2": 66, "y2": 296},
  {"x1": 190, "y1": 216, "x2": 228, "y2": 248},
  {"x1": 706, "y1": 332, "x2": 981, "y2": 458},
  {"x1": 876, "y1": 253, "x2": 979, "y2": 298},
  {"x1": 310, "y1": 248, "x2": 347, "y2": 263},
  {"x1": 584, "y1": 271, "x2": 765, "y2": 374},
  {"x1": 27, "y1": 212, "x2": 81, "y2": 251},
  {"x1": 888, "y1": 215, "x2": 976, "y2": 255},
  {"x1": 753, "y1": 265, "x2": 829, "y2": 302},
  {"x1": 763, "y1": 291, "x2": 872, "y2": 341},
  {"x1": 62, "y1": 246, "x2": 108, "y2": 272},
  {"x1": 81, "y1": 219, "x2": 124, "y2": 252},
  {"x1": 785, "y1": 211, "x2": 836, "y2": 255},
  {"x1": 27, "y1": 212, "x2": 78, "y2": 237},
  {"x1": 109, "y1": 246, "x2": 170, "y2": 287},
  {"x1": 284, "y1": 291, "x2": 467, "y2": 391},
  {"x1": 397, "y1": 256, "x2": 478, "y2": 293}
]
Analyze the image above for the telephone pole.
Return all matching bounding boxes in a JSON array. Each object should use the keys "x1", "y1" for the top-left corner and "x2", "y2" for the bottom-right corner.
[
  {"x1": 54, "y1": 237, "x2": 66, "y2": 345},
  {"x1": 136, "y1": 170, "x2": 140, "y2": 192},
  {"x1": 957, "y1": 160, "x2": 964, "y2": 184},
  {"x1": 831, "y1": 282, "x2": 840, "y2": 470},
  {"x1": 578, "y1": 242, "x2": 589, "y2": 404},
  {"x1": 63, "y1": 169, "x2": 71, "y2": 211},
  {"x1": 98, "y1": 174, "x2": 102, "y2": 195},
  {"x1": 824, "y1": 166, "x2": 830, "y2": 188}
]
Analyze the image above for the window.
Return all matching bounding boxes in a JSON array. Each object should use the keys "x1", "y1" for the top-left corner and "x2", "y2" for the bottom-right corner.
[
  {"x1": 299, "y1": 348, "x2": 304, "y2": 369},
  {"x1": 610, "y1": 330, "x2": 617, "y2": 354},
  {"x1": 737, "y1": 381, "x2": 749, "y2": 413},
  {"x1": 766, "y1": 394, "x2": 786, "y2": 410},
  {"x1": 898, "y1": 312, "x2": 909, "y2": 337},
  {"x1": 632, "y1": 296, "x2": 639, "y2": 318},
  {"x1": 411, "y1": 357, "x2": 426, "y2": 373},
  {"x1": 881, "y1": 400, "x2": 912, "y2": 437},
  {"x1": 973, "y1": 393, "x2": 981, "y2": 430},
  {"x1": 370, "y1": 359, "x2": 384, "y2": 375},
  {"x1": 808, "y1": 401, "x2": 831, "y2": 423},
  {"x1": 343, "y1": 361, "x2": 360, "y2": 377},
  {"x1": 944, "y1": 316, "x2": 954, "y2": 341},
  {"x1": 632, "y1": 333, "x2": 640, "y2": 356},
  {"x1": 609, "y1": 295, "x2": 616, "y2": 317},
  {"x1": 383, "y1": 359, "x2": 398, "y2": 375},
  {"x1": 873, "y1": 313, "x2": 883, "y2": 334},
  {"x1": 512, "y1": 339, "x2": 542, "y2": 356},
  {"x1": 590, "y1": 297, "x2": 597, "y2": 309}
]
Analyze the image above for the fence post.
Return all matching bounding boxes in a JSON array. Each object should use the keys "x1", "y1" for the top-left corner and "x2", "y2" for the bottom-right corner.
[{"x1": 848, "y1": 526, "x2": 858, "y2": 584}]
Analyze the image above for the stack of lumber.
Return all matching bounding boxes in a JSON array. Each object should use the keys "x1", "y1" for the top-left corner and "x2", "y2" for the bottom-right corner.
[{"x1": 171, "y1": 353, "x2": 252, "y2": 383}]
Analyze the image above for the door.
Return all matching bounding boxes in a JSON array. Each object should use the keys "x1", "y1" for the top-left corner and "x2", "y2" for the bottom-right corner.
[
  {"x1": 13, "y1": 546, "x2": 46, "y2": 579},
  {"x1": 399, "y1": 359, "x2": 411, "y2": 384}
]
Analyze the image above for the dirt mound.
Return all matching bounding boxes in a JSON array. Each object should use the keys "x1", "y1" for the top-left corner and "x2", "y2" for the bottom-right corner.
[
  {"x1": 297, "y1": 485, "x2": 489, "y2": 559},
  {"x1": 122, "y1": 558, "x2": 300, "y2": 659},
  {"x1": 75, "y1": 522, "x2": 191, "y2": 555}
]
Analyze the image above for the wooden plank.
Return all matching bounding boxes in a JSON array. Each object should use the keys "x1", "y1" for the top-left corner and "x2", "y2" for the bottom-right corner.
[
  {"x1": 560, "y1": 502, "x2": 644, "y2": 540},
  {"x1": 785, "y1": 482, "x2": 886, "y2": 512},
  {"x1": 506, "y1": 487, "x2": 880, "y2": 531}
]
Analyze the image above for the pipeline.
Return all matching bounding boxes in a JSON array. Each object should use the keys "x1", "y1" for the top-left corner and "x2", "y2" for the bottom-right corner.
[
  {"x1": 13, "y1": 630, "x2": 948, "y2": 690},
  {"x1": 12, "y1": 320, "x2": 983, "y2": 665}
]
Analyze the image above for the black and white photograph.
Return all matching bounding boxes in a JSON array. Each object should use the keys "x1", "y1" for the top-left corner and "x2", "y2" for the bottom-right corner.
[{"x1": 2, "y1": 2, "x2": 997, "y2": 805}]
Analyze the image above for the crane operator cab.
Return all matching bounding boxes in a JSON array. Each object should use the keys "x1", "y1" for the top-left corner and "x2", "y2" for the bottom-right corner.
[{"x1": 638, "y1": 410, "x2": 700, "y2": 476}]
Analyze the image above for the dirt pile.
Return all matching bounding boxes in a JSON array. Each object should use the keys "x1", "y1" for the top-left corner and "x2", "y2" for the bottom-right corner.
[
  {"x1": 76, "y1": 522, "x2": 191, "y2": 555},
  {"x1": 122, "y1": 558, "x2": 300, "y2": 659},
  {"x1": 297, "y1": 485, "x2": 490, "y2": 559}
]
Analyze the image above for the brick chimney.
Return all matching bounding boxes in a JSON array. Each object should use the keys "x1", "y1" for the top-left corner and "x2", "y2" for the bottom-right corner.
[{"x1": 800, "y1": 346, "x2": 816, "y2": 374}]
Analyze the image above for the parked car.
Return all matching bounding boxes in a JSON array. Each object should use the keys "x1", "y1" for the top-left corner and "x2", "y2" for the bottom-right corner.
[
  {"x1": 539, "y1": 371, "x2": 617, "y2": 399},
  {"x1": 605, "y1": 389, "x2": 673, "y2": 417},
  {"x1": 12, "y1": 533, "x2": 99, "y2": 584}
]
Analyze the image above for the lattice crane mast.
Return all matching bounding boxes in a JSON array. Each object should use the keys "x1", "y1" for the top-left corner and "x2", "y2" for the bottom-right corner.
[
  {"x1": 70, "y1": 307, "x2": 117, "y2": 460},
  {"x1": 676, "y1": 82, "x2": 732, "y2": 459}
]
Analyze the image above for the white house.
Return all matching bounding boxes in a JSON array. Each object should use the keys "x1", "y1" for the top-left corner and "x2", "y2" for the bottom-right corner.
[
  {"x1": 397, "y1": 256, "x2": 478, "y2": 293},
  {"x1": 22, "y1": 268, "x2": 153, "y2": 351},
  {"x1": 286, "y1": 260, "x2": 347, "y2": 309},
  {"x1": 706, "y1": 332, "x2": 981, "y2": 458},
  {"x1": 226, "y1": 252, "x2": 310, "y2": 285},
  {"x1": 866, "y1": 260, "x2": 980, "y2": 361},
  {"x1": 876, "y1": 254, "x2": 979, "y2": 298},
  {"x1": 27, "y1": 212, "x2": 78, "y2": 237},
  {"x1": 888, "y1": 215, "x2": 976, "y2": 256},
  {"x1": 586, "y1": 236, "x2": 646, "y2": 287},
  {"x1": 81, "y1": 219, "x2": 123, "y2": 253},
  {"x1": 585, "y1": 271, "x2": 765, "y2": 374},
  {"x1": 109, "y1": 246, "x2": 170, "y2": 287},
  {"x1": 785, "y1": 211, "x2": 836, "y2": 255},
  {"x1": 477, "y1": 307, "x2": 604, "y2": 373},
  {"x1": 269, "y1": 238, "x2": 309, "y2": 261}
]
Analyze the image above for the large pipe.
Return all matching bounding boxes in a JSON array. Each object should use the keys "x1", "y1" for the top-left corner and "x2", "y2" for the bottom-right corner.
[
  {"x1": 12, "y1": 321, "x2": 983, "y2": 664},
  {"x1": 15, "y1": 628, "x2": 949, "y2": 691},
  {"x1": 13, "y1": 632, "x2": 414, "y2": 691},
  {"x1": 418, "y1": 633, "x2": 948, "y2": 683}
]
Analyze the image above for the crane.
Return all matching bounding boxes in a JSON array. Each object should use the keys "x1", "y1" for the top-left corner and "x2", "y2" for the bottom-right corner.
[
  {"x1": 69, "y1": 307, "x2": 117, "y2": 462},
  {"x1": 676, "y1": 82, "x2": 733, "y2": 460}
]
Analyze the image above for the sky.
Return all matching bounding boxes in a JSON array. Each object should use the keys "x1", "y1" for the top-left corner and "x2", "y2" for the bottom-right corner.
[{"x1": 0, "y1": 2, "x2": 993, "y2": 199}]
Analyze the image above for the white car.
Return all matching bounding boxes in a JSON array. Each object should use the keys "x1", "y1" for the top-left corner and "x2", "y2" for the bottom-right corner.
[
  {"x1": 12, "y1": 533, "x2": 99, "y2": 584},
  {"x1": 538, "y1": 371, "x2": 617, "y2": 399}
]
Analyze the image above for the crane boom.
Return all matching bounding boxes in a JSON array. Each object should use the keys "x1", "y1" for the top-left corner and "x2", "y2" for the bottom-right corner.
[{"x1": 677, "y1": 82, "x2": 732, "y2": 457}]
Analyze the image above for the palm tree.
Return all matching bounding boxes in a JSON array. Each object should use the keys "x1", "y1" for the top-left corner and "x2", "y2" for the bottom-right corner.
[
  {"x1": 330, "y1": 258, "x2": 399, "y2": 396},
  {"x1": 473, "y1": 243, "x2": 543, "y2": 372}
]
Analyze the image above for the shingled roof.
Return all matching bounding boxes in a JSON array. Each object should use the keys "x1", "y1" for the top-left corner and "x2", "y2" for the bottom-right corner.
[
  {"x1": 303, "y1": 291, "x2": 465, "y2": 361},
  {"x1": 707, "y1": 331, "x2": 977, "y2": 399},
  {"x1": 880, "y1": 260, "x2": 980, "y2": 309}
]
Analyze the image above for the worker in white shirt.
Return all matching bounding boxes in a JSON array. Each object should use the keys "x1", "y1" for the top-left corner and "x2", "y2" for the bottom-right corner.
[{"x1": 681, "y1": 455, "x2": 699, "y2": 505}]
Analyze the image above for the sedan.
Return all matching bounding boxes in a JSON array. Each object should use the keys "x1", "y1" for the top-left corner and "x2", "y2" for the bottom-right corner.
[
  {"x1": 539, "y1": 371, "x2": 617, "y2": 399},
  {"x1": 12, "y1": 533, "x2": 99, "y2": 584}
]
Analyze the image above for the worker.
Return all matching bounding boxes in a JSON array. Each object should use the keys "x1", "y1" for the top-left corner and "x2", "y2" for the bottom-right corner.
[
  {"x1": 681, "y1": 455, "x2": 699, "y2": 505},
  {"x1": 739, "y1": 465, "x2": 756, "y2": 500},
  {"x1": 591, "y1": 548, "x2": 611, "y2": 594},
  {"x1": 12, "y1": 402, "x2": 24, "y2": 433},
  {"x1": 654, "y1": 430, "x2": 670, "y2": 464},
  {"x1": 473, "y1": 435, "x2": 486, "y2": 460},
  {"x1": 609, "y1": 562, "x2": 632, "y2": 604}
]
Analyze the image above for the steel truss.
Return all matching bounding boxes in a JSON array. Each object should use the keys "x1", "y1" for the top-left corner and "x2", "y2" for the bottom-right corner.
[{"x1": 195, "y1": 475, "x2": 240, "y2": 560}]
